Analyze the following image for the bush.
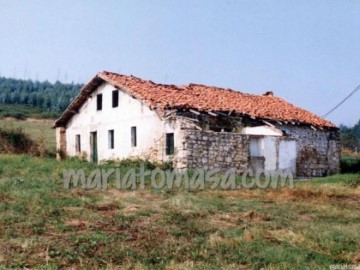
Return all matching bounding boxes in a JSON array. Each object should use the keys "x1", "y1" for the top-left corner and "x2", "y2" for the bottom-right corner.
[
  {"x1": 0, "y1": 127, "x2": 51, "y2": 157},
  {"x1": 104, "y1": 158, "x2": 157, "y2": 170},
  {"x1": 0, "y1": 127, "x2": 35, "y2": 154},
  {"x1": 0, "y1": 112, "x2": 26, "y2": 120},
  {"x1": 340, "y1": 157, "x2": 360, "y2": 174},
  {"x1": 103, "y1": 158, "x2": 173, "y2": 171}
]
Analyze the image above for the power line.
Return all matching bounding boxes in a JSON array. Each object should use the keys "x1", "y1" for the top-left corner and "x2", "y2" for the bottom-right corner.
[{"x1": 323, "y1": 84, "x2": 360, "y2": 118}]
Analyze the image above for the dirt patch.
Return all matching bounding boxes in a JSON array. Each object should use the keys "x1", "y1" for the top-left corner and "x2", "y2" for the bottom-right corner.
[
  {"x1": 339, "y1": 195, "x2": 360, "y2": 209},
  {"x1": 70, "y1": 188, "x2": 90, "y2": 197},
  {"x1": 210, "y1": 212, "x2": 243, "y2": 228},
  {"x1": 244, "y1": 230, "x2": 254, "y2": 241},
  {"x1": 210, "y1": 211, "x2": 270, "y2": 228},
  {"x1": 63, "y1": 206, "x2": 84, "y2": 212},
  {"x1": 101, "y1": 189, "x2": 134, "y2": 201},
  {"x1": 98, "y1": 189, "x2": 162, "y2": 204},
  {"x1": 352, "y1": 252, "x2": 360, "y2": 263},
  {"x1": 64, "y1": 219, "x2": 88, "y2": 230},
  {"x1": 0, "y1": 193, "x2": 15, "y2": 204},
  {"x1": 25, "y1": 118, "x2": 54, "y2": 124},
  {"x1": 94, "y1": 203, "x2": 119, "y2": 212},
  {"x1": 123, "y1": 204, "x2": 142, "y2": 213},
  {"x1": 215, "y1": 190, "x2": 261, "y2": 200},
  {"x1": 3, "y1": 117, "x2": 54, "y2": 124},
  {"x1": 244, "y1": 211, "x2": 271, "y2": 222},
  {"x1": 262, "y1": 188, "x2": 354, "y2": 203},
  {"x1": 344, "y1": 195, "x2": 360, "y2": 203},
  {"x1": 265, "y1": 229, "x2": 305, "y2": 245}
]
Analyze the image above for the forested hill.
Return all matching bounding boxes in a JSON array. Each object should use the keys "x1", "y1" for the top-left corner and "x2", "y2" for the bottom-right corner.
[{"x1": 0, "y1": 77, "x2": 82, "y2": 116}]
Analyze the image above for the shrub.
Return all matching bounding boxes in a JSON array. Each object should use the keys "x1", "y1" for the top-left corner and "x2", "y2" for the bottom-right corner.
[
  {"x1": 340, "y1": 157, "x2": 360, "y2": 174},
  {"x1": 0, "y1": 112, "x2": 26, "y2": 120},
  {"x1": 104, "y1": 158, "x2": 157, "y2": 170},
  {"x1": 103, "y1": 158, "x2": 173, "y2": 171},
  {"x1": 0, "y1": 127, "x2": 54, "y2": 157},
  {"x1": 0, "y1": 127, "x2": 35, "y2": 154}
]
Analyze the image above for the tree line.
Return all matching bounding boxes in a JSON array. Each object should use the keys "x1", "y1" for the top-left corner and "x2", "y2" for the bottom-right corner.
[
  {"x1": 0, "y1": 77, "x2": 82, "y2": 113},
  {"x1": 340, "y1": 120, "x2": 360, "y2": 152}
]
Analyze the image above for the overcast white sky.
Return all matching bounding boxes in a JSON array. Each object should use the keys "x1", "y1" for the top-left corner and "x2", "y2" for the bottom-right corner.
[{"x1": 0, "y1": 0, "x2": 359, "y2": 126}]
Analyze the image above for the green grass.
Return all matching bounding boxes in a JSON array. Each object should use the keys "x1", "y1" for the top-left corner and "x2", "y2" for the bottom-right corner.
[
  {"x1": 0, "y1": 118, "x2": 55, "y2": 153},
  {"x1": 0, "y1": 154, "x2": 359, "y2": 269},
  {"x1": 298, "y1": 173, "x2": 360, "y2": 185},
  {"x1": 0, "y1": 104, "x2": 59, "y2": 119}
]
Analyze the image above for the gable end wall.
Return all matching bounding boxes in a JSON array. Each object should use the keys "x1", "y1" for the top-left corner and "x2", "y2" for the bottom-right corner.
[{"x1": 279, "y1": 125, "x2": 340, "y2": 177}]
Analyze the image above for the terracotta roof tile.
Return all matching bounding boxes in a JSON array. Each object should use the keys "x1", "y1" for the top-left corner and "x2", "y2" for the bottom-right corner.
[{"x1": 54, "y1": 71, "x2": 336, "y2": 128}]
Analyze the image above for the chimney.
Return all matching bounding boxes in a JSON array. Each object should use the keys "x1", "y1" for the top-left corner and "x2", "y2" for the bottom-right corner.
[{"x1": 263, "y1": 91, "x2": 274, "y2": 96}]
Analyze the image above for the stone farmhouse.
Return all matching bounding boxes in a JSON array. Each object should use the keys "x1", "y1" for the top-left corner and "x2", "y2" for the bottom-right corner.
[{"x1": 54, "y1": 71, "x2": 340, "y2": 177}]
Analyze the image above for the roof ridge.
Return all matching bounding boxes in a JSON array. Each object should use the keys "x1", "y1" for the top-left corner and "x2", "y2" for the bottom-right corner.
[{"x1": 186, "y1": 83, "x2": 267, "y2": 98}]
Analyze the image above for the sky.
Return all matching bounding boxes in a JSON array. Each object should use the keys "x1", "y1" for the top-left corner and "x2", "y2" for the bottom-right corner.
[{"x1": 0, "y1": 0, "x2": 359, "y2": 126}]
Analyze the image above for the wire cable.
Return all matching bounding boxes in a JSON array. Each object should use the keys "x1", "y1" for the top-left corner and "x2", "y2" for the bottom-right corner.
[{"x1": 323, "y1": 84, "x2": 360, "y2": 118}]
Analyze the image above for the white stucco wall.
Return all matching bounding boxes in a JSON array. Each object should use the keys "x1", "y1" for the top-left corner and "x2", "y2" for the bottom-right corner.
[
  {"x1": 249, "y1": 136, "x2": 296, "y2": 172},
  {"x1": 249, "y1": 136, "x2": 277, "y2": 171},
  {"x1": 242, "y1": 126, "x2": 282, "y2": 136},
  {"x1": 249, "y1": 137, "x2": 262, "y2": 157},
  {"x1": 64, "y1": 82, "x2": 183, "y2": 163},
  {"x1": 262, "y1": 137, "x2": 278, "y2": 171},
  {"x1": 278, "y1": 140, "x2": 297, "y2": 173}
]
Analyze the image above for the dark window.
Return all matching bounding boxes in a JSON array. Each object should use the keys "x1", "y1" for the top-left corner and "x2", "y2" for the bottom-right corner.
[
  {"x1": 131, "y1": 126, "x2": 137, "y2": 147},
  {"x1": 165, "y1": 133, "x2": 174, "y2": 155},
  {"x1": 108, "y1": 130, "x2": 114, "y2": 149},
  {"x1": 112, "y1": 90, "x2": 119, "y2": 108},
  {"x1": 97, "y1": 94, "x2": 103, "y2": 111},
  {"x1": 75, "y1": 134, "x2": 81, "y2": 153}
]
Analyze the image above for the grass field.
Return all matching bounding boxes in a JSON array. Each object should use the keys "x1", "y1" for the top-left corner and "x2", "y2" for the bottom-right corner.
[
  {"x1": 0, "y1": 155, "x2": 359, "y2": 269},
  {"x1": 0, "y1": 118, "x2": 55, "y2": 153},
  {"x1": 0, "y1": 104, "x2": 59, "y2": 119}
]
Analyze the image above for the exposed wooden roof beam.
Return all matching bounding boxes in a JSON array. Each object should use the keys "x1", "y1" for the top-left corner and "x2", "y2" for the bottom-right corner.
[
  {"x1": 177, "y1": 116, "x2": 200, "y2": 122},
  {"x1": 189, "y1": 109, "x2": 201, "y2": 115},
  {"x1": 262, "y1": 120, "x2": 275, "y2": 128},
  {"x1": 207, "y1": 111, "x2": 218, "y2": 117}
]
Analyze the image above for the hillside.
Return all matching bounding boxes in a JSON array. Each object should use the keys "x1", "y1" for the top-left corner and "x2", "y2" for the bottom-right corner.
[
  {"x1": 0, "y1": 118, "x2": 55, "y2": 153},
  {"x1": 0, "y1": 104, "x2": 59, "y2": 119},
  {"x1": 0, "y1": 76, "x2": 82, "y2": 118}
]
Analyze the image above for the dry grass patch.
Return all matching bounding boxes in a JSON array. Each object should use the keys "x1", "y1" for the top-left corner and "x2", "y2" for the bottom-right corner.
[{"x1": 265, "y1": 229, "x2": 305, "y2": 246}]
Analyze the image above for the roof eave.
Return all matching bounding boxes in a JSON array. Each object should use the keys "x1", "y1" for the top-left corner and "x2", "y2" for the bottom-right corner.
[{"x1": 53, "y1": 74, "x2": 105, "y2": 128}]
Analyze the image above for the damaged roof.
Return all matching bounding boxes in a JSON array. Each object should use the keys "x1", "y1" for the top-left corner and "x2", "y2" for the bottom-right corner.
[{"x1": 54, "y1": 71, "x2": 336, "y2": 128}]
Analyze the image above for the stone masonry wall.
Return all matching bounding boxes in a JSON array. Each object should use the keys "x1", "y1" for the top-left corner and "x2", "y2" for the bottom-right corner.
[
  {"x1": 56, "y1": 127, "x2": 67, "y2": 160},
  {"x1": 177, "y1": 126, "x2": 340, "y2": 177},
  {"x1": 181, "y1": 130, "x2": 249, "y2": 174},
  {"x1": 279, "y1": 125, "x2": 340, "y2": 177}
]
